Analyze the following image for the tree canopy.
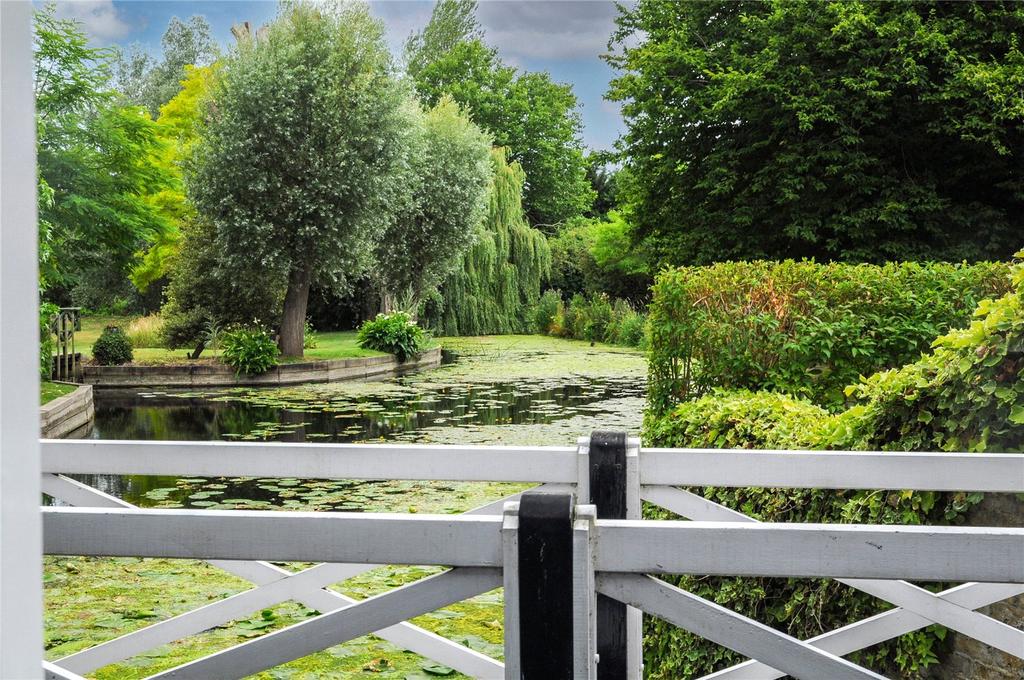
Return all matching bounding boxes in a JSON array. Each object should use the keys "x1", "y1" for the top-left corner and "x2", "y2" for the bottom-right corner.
[
  {"x1": 373, "y1": 97, "x2": 493, "y2": 314},
  {"x1": 130, "y1": 64, "x2": 217, "y2": 292},
  {"x1": 406, "y1": 0, "x2": 595, "y2": 229},
  {"x1": 185, "y1": 2, "x2": 412, "y2": 356},
  {"x1": 607, "y1": 0, "x2": 1024, "y2": 266},
  {"x1": 34, "y1": 5, "x2": 174, "y2": 293},
  {"x1": 422, "y1": 148, "x2": 552, "y2": 336},
  {"x1": 115, "y1": 15, "x2": 218, "y2": 117}
]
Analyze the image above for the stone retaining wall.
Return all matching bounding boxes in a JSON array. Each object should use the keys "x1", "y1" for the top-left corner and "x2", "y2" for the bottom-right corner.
[
  {"x1": 40, "y1": 384, "x2": 94, "y2": 439},
  {"x1": 81, "y1": 347, "x2": 442, "y2": 388}
]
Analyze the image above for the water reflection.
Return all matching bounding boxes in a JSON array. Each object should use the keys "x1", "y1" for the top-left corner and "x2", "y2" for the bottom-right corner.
[
  {"x1": 91, "y1": 377, "x2": 642, "y2": 443},
  {"x1": 63, "y1": 374, "x2": 644, "y2": 508}
]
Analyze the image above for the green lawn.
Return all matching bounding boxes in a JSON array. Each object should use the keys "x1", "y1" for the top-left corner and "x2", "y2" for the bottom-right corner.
[
  {"x1": 41, "y1": 381, "x2": 77, "y2": 405},
  {"x1": 74, "y1": 316, "x2": 384, "y2": 365}
]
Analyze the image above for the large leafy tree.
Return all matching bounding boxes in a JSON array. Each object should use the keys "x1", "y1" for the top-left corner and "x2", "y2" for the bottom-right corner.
[
  {"x1": 607, "y1": 0, "x2": 1024, "y2": 266},
  {"x1": 187, "y1": 2, "x2": 410, "y2": 356},
  {"x1": 406, "y1": 0, "x2": 595, "y2": 228},
  {"x1": 34, "y1": 6, "x2": 174, "y2": 293},
  {"x1": 373, "y1": 97, "x2": 493, "y2": 314}
]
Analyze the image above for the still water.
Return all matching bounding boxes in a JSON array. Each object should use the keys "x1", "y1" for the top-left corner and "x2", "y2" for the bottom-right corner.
[{"x1": 68, "y1": 339, "x2": 647, "y2": 509}]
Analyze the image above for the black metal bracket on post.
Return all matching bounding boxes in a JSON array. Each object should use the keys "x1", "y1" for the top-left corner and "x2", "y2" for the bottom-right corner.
[
  {"x1": 517, "y1": 492, "x2": 575, "y2": 679},
  {"x1": 589, "y1": 431, "x2": 628, "y2": 679}
]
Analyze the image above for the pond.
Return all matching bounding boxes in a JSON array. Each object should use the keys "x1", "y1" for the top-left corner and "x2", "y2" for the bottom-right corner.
[{"x1": 45, "y1": 336, "x2": 647, "y2": 679}]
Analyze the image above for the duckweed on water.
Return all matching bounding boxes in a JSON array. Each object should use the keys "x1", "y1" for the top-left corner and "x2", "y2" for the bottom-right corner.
[{"x1": 46, "y1": 336, "x2": 646, "y2": 677}]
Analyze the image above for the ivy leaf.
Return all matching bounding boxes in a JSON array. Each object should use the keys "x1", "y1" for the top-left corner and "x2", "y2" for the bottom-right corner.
[{"x1": 1009, "y1": 405, "x2": 1024, "y2": 425}]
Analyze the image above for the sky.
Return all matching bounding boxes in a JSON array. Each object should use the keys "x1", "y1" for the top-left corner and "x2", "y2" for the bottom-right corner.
[{"x1": 50, "y1": 0, "x2": 626, "y2": 151}]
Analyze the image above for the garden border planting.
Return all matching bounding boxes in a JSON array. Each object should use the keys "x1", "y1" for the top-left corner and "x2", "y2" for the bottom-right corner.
[{"x1": 81, "y1": 348, "x2": 442, "y2": 388}]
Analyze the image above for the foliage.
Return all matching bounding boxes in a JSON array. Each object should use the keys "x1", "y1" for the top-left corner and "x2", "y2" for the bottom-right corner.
[
  {"x1": 585, "y1": 152, "x2": 619, "y2": 218},
  {"x1": 607, "y1": 298, "x2": 647, "y2": 348},
  {"x1": 373, "y1": 96, "x2": 492, "y2": 313},
  {"x1": 125, "y1": 315, "x2": 165, "y2": 348},
  {"x1": 532, "y1": 290, "x2": 563, "y2": 339},
  {"x1": 548, "y1": 213, "x2": 652, "y2": 303},
  {"x1": 642, "y1": 256, "x2": 1024, "y2": 678},
  {"x1": 833, "y1": 252, "x2": 1024, "y2": 454},
  {"x1": 39, "y1": 302, "x2": 59, "y2": 378},
  {"x1": 303, "y1": 319, "x2": 318, "y2": 350},
  {"x1": 536, "y1": 292, "x2": 646, "y2": 349},
  {"x1": 92, "y1": 326, "x2": 134, "y2": 366},
  {"x1": 607, "y1": 1, "x2": 1024, "y2": 266},
  {"x1": 114, "y1": 15, "x2": 218, "y2": 117},
  {"x1": 220, "y1": 326, "x2": 279, "y2": 375},
  {"x1": 420, "y1": 149, "x2": 551, "y2": 336},
  {"x1": 160, "y1": 217, "x2": 284, "y2": 357},
  {"x1": 188, "y1": 2, "x2": 411, "y2": 356},
  {"x1": 357, "y1": 313, "x2": 427, "y2": 363},
  {"x1": 646, "y1": 260, "x2": 1012, "y2": 414},
  {"x1": 131, "y1": 64, "x2": 218, "y2": 291},
  {"x1": 406, "y1": 0, "x2": 594, "y2": 227},
  {"x1": 34, "y1": 6, "x2": 175, "y2": 294}
]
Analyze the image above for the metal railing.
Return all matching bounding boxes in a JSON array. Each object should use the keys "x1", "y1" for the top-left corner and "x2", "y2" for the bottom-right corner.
[{"x1": 39, "y1": 434, "x2": 1024, "y2": 680}]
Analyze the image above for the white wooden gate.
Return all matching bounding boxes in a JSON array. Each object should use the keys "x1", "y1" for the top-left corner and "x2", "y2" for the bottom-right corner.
[{"x1": 39, "y1": 437, "x2": 1024, "y2": 679}]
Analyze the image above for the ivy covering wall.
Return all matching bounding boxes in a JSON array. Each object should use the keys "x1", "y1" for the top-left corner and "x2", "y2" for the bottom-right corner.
[{"x1": 422, "y1": 148, "x2": 551, "y2": 336}]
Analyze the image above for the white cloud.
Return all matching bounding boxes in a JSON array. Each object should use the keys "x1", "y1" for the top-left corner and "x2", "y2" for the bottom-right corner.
[
  {"x1": 477, "y1": 1, "x2": 620, "y2": 61},
  {"x1": 52, "y1": 1, "x2": 132, "y2": 42}
]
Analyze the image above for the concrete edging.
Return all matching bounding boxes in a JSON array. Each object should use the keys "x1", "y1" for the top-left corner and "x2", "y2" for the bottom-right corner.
[
  {"x1": 81, "y1": 347, "x2": 443, "y2": 389},
  {"x1": 40, "y1": 384, "x2": 94, "y2": 439}
]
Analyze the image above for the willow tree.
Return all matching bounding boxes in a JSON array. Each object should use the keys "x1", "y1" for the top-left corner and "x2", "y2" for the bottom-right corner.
[
  {"x1": 187, "y1": 2, "x2": 408, "y2": 356},
  {"x1": 422, "y1": 148, "x2": 551, "y2": 335}
]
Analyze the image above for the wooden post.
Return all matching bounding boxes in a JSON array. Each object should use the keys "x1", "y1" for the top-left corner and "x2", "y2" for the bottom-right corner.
[
  {"x1": 516, "y1": 492, "x2": 575, "y2": 679},
  {"x1": 587, "y1": 432, "x2": 643, "y2": 679},
  {"x1": 589, "y1": 432, "x2": 628, "y2": 678}
]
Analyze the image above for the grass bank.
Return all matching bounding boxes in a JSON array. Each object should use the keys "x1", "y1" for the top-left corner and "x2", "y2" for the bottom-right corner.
[
  {"x1": 41, "y1": 381, "x2": 77, "y2": 404},
  {"x1": 73, "y1": 316, "x2": 385, "y2": 365}
]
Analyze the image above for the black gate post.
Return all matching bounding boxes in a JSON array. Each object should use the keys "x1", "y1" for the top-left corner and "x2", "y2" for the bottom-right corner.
[
  {"x1": 589, "y1": 431, "x2": 628, "y2": 679},
  {"x1": 517, "y1": 492, "x2": 576, "y2": 679}
]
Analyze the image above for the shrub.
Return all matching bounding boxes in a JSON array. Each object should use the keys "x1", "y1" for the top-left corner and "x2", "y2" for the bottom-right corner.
[
  {"x1": 647, "y1": 260, "x2": 1012, "y2": 414},
  {"x1": 303, "y1": 318, "x2": 318, "y2": 349},
  {"x1": 220, "y1": 326, "x2": 279, "y2": 375},
  {"x1": 533, "y1": 289, "x2": 562, "y2": 335},
  {"x1": 641, "y1": 256, "x2": 1024, "y2": 678},
  {"x1": 39, "y1": 302, "x2": 59, "y2": 378},
  {"x1": 607, "y1": 298, "x2": 647, "y2": 348},
  {"x1": 125, "y1": 314, "x2": 165, "y2": 348},
  {"x1": 92, "y1": 325, "x2": 133, "y2": 366},
  {"x1": 357, "y1": 312, "x2": 427, "y2": 362}
]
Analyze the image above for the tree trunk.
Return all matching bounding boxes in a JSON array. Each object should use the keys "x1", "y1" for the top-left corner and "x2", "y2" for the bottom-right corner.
[
  {"x1": 279, "y1": 262, "x2": 312, "y2": 357},
  {"x1": 380, "y1": 291, "x2": 396, "y2": 315},
  {"x1": 190, "y1": 343, "x2": 205, "y2": 360}
]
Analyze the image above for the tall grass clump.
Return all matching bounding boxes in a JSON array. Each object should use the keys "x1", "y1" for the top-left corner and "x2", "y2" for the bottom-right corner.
[{"x1": 126, "y1": 314, "x2": 165, "y2": 348}]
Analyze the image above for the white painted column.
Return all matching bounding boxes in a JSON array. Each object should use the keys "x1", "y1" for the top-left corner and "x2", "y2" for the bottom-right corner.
[{"x1": 0, "y1": 1, "x2": 43, "y2": 678}]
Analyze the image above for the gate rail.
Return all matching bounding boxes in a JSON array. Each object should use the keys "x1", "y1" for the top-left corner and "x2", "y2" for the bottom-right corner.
[{"x1": 39, "y1": 435, "x2": 1024, "y2": 679}]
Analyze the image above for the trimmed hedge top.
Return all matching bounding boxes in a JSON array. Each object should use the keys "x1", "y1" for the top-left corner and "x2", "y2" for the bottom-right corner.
[{"x1": 647, "y1": 260, "x2": 1011, "y2": 413}]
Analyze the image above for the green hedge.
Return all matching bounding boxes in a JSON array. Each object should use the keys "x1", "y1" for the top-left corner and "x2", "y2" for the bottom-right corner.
[
  {"x1": 641, "y1": 257, "x2": 1023, "y2": 678},
  {"x1": 647, "y1": 260, "x2": 1011, "y2": 414}
]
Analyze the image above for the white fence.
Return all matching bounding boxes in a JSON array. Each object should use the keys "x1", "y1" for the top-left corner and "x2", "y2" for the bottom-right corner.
[{"x1": 39, "y1": 436, "x2": 1024, "y2": 680}]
